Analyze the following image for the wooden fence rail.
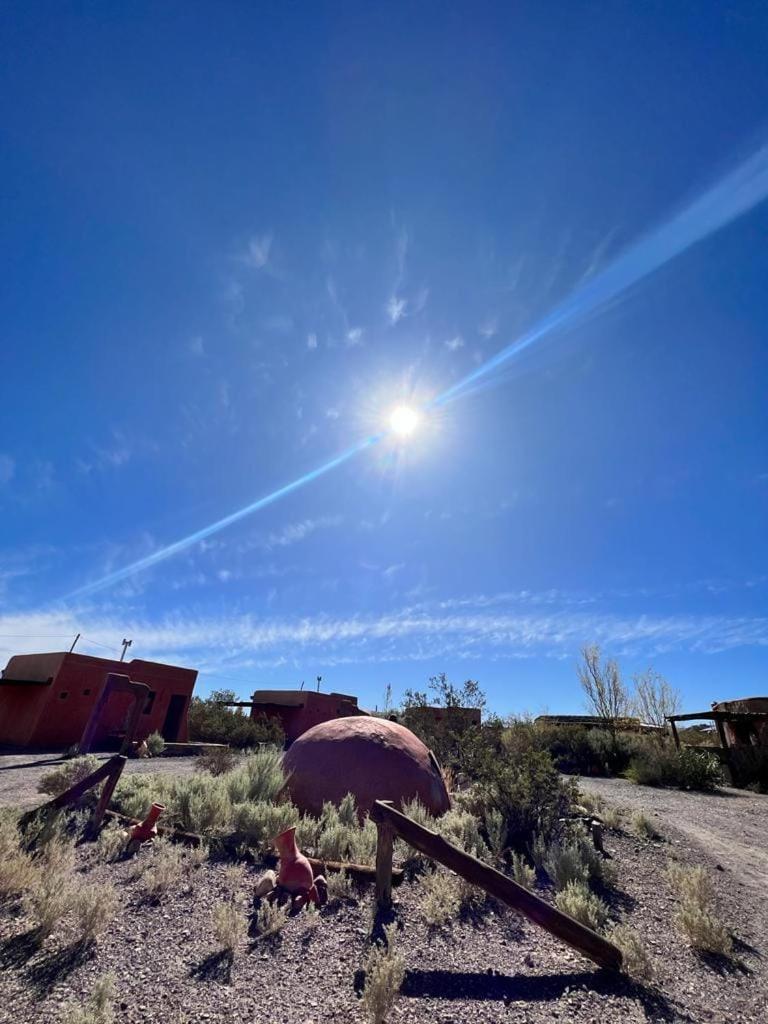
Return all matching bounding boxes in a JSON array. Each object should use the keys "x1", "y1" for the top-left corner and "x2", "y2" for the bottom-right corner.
[{"x1": 370, "y1": 799, "x2": 622, "y2": 972}]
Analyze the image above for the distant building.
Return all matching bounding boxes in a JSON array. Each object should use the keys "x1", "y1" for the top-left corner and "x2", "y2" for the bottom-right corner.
[
  {"x1": 534, "y1": 714, "x2": 663, "y2": 734},
  {"x1": 402, "y1": 705, "x2": 482, "y2": 733},
  {"x1": 0, "y1": 651, "x2": 197, "y2": 749},
  {"x1": 231, "y1": 689, "x2": 369, "y2": 744}
]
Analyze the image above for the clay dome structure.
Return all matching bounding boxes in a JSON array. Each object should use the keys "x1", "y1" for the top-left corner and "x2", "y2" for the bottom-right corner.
[{"x1": 282, "y1": 716, "x2": 451, "y2": 817}]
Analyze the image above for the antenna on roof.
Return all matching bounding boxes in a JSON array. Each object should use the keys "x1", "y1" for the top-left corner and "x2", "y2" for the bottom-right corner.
[
  {"x1": 300, "y1": 680, "x2": 305, "y2": 690},
  {"x1": 316, "y1": 675, "x2": 322, "y2": 693},
  {"x1": 69, "y1": 633, "x2": 81, "y2": 653},
  {"x1": 120, "y1": 638, "x2": 133, "y2": 662}
]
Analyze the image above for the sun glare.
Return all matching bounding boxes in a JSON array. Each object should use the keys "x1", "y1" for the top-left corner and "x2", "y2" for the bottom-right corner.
[{"x1": 389, "y1": 405, "x2": 420, "y2": 437}]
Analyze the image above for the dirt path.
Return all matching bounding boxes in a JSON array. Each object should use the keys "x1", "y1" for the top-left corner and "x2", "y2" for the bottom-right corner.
[
  {"x1": 578, "y1": 776, "x2": 768, "y2": 907},
  {"x1": 0, "y1": 752, "x2": 198, "y2": 810}
]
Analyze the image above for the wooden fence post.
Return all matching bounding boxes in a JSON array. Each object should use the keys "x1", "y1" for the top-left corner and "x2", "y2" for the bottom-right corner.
[
  {"x1": 88, "y1": 756, "x2": 127, "y2": 836},
  {"x1": 375, "y1": 819, "x2": 394, "y2": 908}
]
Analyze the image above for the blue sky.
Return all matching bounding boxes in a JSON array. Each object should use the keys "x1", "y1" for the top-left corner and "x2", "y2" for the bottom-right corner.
[{"x1": 1, "y1": 2, "x2": 767, "y2": 715}]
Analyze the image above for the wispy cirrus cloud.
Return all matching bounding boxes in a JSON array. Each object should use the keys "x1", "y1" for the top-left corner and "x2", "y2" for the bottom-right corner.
[
  {"x1": 265, "y1": 515, "x2": 344, "y2": 550},
  {"x1": 243, "y1": 233, "x2": 273, "y2": 270},
  {"x1": 2, "y1": 599, "x2": 766, "y2": 677}
]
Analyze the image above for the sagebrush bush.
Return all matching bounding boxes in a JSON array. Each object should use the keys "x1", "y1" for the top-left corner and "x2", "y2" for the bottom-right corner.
[
  {"x1": 232, "y1": 800, "x2": 298, "y2": 849},
  {"x1": 601, "y1": 806, "x2": 622, "y2": 830},
  {"x1": 555, "y1": 880, "x2": 609, "y2": 931},
  {"x1": 611, "y1": 924, "x2": 654, "y2": 980},
  {"x1": 145, "y1": 732, "x2": 165, "y2": 756},
  {"x1": 667, "y1": 863, "x2": 732, "y2": 955},
  {"x1": 38, "y1": 755, "x2": 101, "y2": 799},
  {"x1": 325, "y1": 868, "x2": 353, "y2": 903},
  {"x1": 484, "y1": 807, "x2": 506, "y2": 858},
  {"x1": 76, "y1": 883, "x2": 118, "y2": 943},
  {"x1": 221, "y1": 863, "x2": 245, "y2": 893},
  {"x1": 544, "y1": 842, "x2": 588, "y2": 891},
  {"x1": 361, "y1": 922, "x2": 405, "y2": 1024},
  {"x1": 25, "y1": 867, "x2": 74, "y2": 938},
  {"x1": 255, "y1": 898, "x2": 289, "y2": 938},
  {"x1": 419, "y1": 868, "x2": 461, "y2": 927},
  {"x1": 511, "y1": 851, "x2": 536, "y2": 890},
  {"x1": 195, "y1": 747, "x2": 239, "y2": 776},
  {"x1": 213, "y1": 902, "x2": 246, "y2": 951},
  {"x1": 435, "y1": 808, "x2": 490, "y2": 860},
  {"x1": 63, "y1": 974, "x2": 116, "y2": 1024}
]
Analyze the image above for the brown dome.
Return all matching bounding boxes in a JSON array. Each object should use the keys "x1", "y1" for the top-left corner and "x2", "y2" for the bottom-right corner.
[{"x1": 282, "y1": 716, "x2": 451, "y2": 818}]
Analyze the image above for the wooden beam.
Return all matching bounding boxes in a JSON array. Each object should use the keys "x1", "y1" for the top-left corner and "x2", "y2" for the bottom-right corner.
[
  {"x1": 47, "y1": 755, "x2": 126, "y2": 811},
  {"x1": 87, "y1": 756, "x2": 127, "y2": 836},
  {"x1": 375, "y1": 820, "x2": 394, "y2": 908},
  {"x1": 371, "y1": 800, "x2": 622, "y2": 972},
  {"x1": 669, "y1": 718, "x2": 681, "y2": 750}
]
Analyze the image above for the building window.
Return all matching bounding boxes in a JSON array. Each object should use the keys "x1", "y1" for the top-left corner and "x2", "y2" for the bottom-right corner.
[
  {"x1": 83, "y1": 688, "x2": 91, "y2": 696},
  {"x1": 143, "y1": 691, "x2": 156, "y2": 715},
  {"x1": 59, "y1": 691, "x2": 69, "y2": 700}
]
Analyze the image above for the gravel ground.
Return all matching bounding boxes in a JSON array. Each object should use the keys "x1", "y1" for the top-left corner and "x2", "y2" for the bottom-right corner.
[
  {"x1": 0, "y1": 772, "x2": 765, "y2": 1022},
  {"x1": 0, "y1": 752, "x2": 198, "y2": 810}
]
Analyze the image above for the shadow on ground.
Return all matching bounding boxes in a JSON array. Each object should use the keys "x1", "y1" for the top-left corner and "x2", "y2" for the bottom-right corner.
[{"x1": 190, "y1": 949, "x2": 234, "y2": 984}]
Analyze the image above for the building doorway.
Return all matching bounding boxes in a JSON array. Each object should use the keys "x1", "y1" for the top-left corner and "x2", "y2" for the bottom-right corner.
[{"x1": 162, "y1": 694, "x2": 187, "y2": 741}]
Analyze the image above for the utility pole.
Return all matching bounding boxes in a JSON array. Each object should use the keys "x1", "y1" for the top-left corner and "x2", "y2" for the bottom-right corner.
[
  {"x1": 316, "y1": 675, "x2": 322, "y2": 692},
  {"x1": 69, "y1": 633, "x2": 81, "y2": 653},
  {"x1": 120, "y1": 638, "x2": 133, "y2": 662}
]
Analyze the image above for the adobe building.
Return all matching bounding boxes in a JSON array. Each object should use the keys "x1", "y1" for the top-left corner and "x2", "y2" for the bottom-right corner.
[
  {"x1": 224, "y1": 689, "x2": 369, "y2": 744},
  {"x1": 0, "y1": 651, "x2": 197, "y2": 750}
]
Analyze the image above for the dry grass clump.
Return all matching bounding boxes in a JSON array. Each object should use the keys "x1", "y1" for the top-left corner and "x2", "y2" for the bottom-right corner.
[
  {"x1": 76, "y1": 883, "x2": 118, "y2": 943},
  {"x1": 0, "y1": 817, "x2": 37, "y2": 903},
  {"x1": 255, "y1": 898, "x2": 289, "y2": 938},
  {"x1": 578, "y1": 791, "x2": 605, "y2": 816},
  {"x1": 361, "y1": 922, "x2": 405, "y2": 1024},
  {"x1": 63, "y1": 973, "x2": 116, "y2": 1024},
  {"x1": 611, "y1": 923, "x2": 654, "y2": 980},
  {"x1": 555, "y1": 880, "x2": 609, "y2": 932},
  {"x1": 511, "y1": 851, "x2": 536, "y2": 890},
  {"x1": 195, "y1": 746, "x2": 239, "y2": 776},
  {"x1": 601, "y1": 806, "x2": 622, "y2": 830},
  {"x1": 96, "y1": 824, "x2": 127, "y2": 862},
  {"x1": 633, "y1": 811, "x2": 660, "y2": 840},
  {"x1": 38, "y1": 755, "x2": 101, "y2": 799},
  {"x1": 325, "y1": 868, "x2": 353, "y2": 903},
  {"x1": 419, "y1": 868, "x2": 461, "y2": 927},
  {"x1": 221, "y1": 863, "x2": 245, "y2": 893},
  {"x1": 213, "y1": 902, "x2": 246, "y2": 952},
  {"x1": 666, "y1": 863, "x2": 732, "y2": 955},
  {"x1": 141, "y1": 838, "x2": 185, "y2": 900},
  {"x1": 25, "y1": 868, "x2": 74, "y2": 938}
]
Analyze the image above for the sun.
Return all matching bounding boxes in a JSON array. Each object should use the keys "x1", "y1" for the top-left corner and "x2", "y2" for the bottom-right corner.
[{"x1": 389, "y1": 405, "x2": 420, "y2": 437}]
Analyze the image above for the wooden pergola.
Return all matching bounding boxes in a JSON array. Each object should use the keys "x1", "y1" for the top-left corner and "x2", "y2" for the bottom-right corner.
[{"x1": 666, "y1": 709, "x2": 762, "y2": 753}]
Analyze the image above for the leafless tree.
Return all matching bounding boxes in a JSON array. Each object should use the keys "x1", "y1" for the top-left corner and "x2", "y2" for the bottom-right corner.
[
  {"x1": 632, "y1": 668, "x2": 681, "y2": 727},
  {"x1": 578, "y1": 645, "x2": 630, "y2": 724}
]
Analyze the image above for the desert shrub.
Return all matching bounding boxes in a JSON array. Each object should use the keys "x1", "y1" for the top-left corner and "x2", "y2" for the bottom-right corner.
[
  {"x1": 188, "y1": 696, "x2": 284, "y2": 748},
  {"x1": 141, "y1": 838, "x2": 184, "y2": 900},
  {"x1": 196, "y1": 746, "x2": 239, "y2": 776},
  {"x1": 544, "y1": 824, "x2": 605, "y2": 891},
  {"x1": 96, "y1": 824, "x2": 127, "y2": 862},
  {"x1": 224, "y1": 747, "x2": 286, "y2": 803},
  {"x1": 611, "y1": 924, "x2": 654, "y2": 980},
  {"x1": 530, "y1": 832, "x2": 548, "y2": 871},
  {"x1": 535, "y1": 726, "x2": 640, "y2": 777},
  {"x1": 231, "y1": 800, "x2": 298, "y2": 849},
  {"x1": 295, "y1": 814, "x2": 320, "y2": 851},
  {"x1": 38, "y1": 755, "x2": 101, "y2": 799},
  {"x1": 145, "y1": 731, "x2": 165, "y2": 756},
  {"x1": 435, "y1": 808, "x2": 489, "y2": 860},
  {"x1": 314, "y1": 799, "x2": 376, "y2": 864},
  {"x1": 555, "y1": 880, "x2": 609, "y2": 932},
  {"x1": 361, "y1": 922, "x2": 405, "y2": 1024},
  {"x1": 325, "y1": 868, "x2": 353, "y2": 903},
  {"x1": 221, "y1": 863, "x2": 245, "y2": 893},
  {"x1": 255, "y1": 898, "x2": 289, "y2": 938},
  {"x1": 484, "y1": 807, "x2": 506, "y2": 858},
  {"x1": 511, "y1": 851, "x2": 536, "y2": 890},
  {"x1": 632, "y1": 811, "x2": 659, "y2": 839},
  {"x1": 578, "y1": 791, "x2": 605, "y2": 816},
  {"x1": 727, "y1": 744, "x2": 768, "y2": 792},
  {"x1": 76, "y1": 883, "x2": 118, "y2": 943},
  {"x1": 213, "y1": 902, "x2": 246, "y2": 952},
  {"x1": 626, "y1": 745, "x2": 723, "y2": 791},
  {"x1": 482, "y1": 750, "x2": 575, "y2": 854},
  {"x1": 171, "y1": 775, "x2": 232, "y2": 833},
  {"x1": 400, "y1": 798, "x2": 435, "y2": 829},
  {"x1": 667, "y1": 863, "x2": 732, "y2": 955},
  {"x1": 419, "y1": 868, "x2": 461, "y2": 927},
  {"x1": 186, "y1": 843, "x2": 208, "y2": 869},
  {"x1": 63, "y1": 974, "x2": 116, "y2": 1024},
  {"x1": 113, "y1": 774, "x2": 156, "y2": 821}
]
